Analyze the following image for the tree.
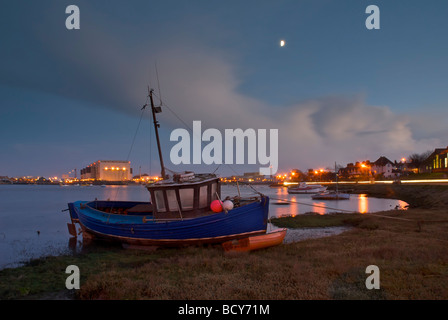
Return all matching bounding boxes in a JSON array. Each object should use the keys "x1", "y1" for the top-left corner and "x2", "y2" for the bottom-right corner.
[{"x1": 408, "y1": 150, "x2": 432, "y2": 173}]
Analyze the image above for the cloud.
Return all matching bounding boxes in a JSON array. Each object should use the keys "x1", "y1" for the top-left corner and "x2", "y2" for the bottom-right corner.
[
  {"x1": 278, "y1": 97, "x2": 415, "y2": 168},
  {"x1": 1, "y1": 10, "x2": 440, "y2": 174}
]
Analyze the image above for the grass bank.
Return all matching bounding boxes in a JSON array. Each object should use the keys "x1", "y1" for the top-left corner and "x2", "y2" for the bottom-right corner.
[
  {"x1": 1, "y1": 184, "x2": 448, "y2": 300},
  {"x1": 270, "y1": 212, "x2": 383, "y2": 232}
]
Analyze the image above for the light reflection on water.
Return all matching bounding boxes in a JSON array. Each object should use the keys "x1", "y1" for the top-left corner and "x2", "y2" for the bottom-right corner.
[
  {"x1": 221, "y1": 184, "x2": 408, "y2": 218},
  {"x1": 0, "y1": 184, "x2": 407, "y2": 269},
  {"x1": 359, "y1": 194, "x2": 368, "y2": 213}
]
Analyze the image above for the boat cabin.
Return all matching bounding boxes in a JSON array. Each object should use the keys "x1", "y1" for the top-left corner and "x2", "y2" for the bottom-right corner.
[{"x1": 146, "y1": 172, "x2": 221, "y2": 219}]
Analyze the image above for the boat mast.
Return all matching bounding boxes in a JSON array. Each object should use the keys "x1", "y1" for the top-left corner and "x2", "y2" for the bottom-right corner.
[
  {"x1": 335, "y1": 162, "x2": 338, "y2": 194},
  {"x1": 148, "y1": 88, "x2": 167, "y2": 180}
]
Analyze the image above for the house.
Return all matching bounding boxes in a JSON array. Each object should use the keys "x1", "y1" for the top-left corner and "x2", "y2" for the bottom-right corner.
[
  {"x1": 339, "y1": 156, "x2": 399, "y2": 179},
  {"x1": 339, "y1": 161, "x2": 372, "y2": 178},
  {"x1": 371, "y1": 156, "x2": 397, "y2": 178},
  {"x1": 421, "y1": 146, "x2": 448, "y2": 173}
]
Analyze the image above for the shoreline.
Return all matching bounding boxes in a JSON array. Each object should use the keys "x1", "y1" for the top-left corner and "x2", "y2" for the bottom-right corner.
[
  {"x1": 1, "y1": 184, "x2": 448, "y2": 300},
  {"x1": 335, "y1": 183, "x2": 448, "y2": 209}
]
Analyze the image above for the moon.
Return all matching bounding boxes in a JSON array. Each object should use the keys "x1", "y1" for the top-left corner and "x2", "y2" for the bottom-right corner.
[{"x1": 280, "y1": 40, "x2": 285, "y2": 47}]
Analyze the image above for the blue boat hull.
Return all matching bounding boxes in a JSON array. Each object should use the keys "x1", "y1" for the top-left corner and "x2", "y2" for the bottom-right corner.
[{"x1": 68, "y1": 197, "x2": 269, "y2": 246}]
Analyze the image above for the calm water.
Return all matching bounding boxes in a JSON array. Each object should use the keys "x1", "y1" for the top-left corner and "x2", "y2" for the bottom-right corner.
[{"x1": 0, "y1": 184, "x2": 407, "y2": 269}]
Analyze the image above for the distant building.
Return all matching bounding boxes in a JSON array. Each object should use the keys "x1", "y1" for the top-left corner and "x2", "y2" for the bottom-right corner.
[
  {"x1": 0, "y1": 176, "x2": 12, "y2": 184},
  {"x1": 80, "y1": 160, "x2": 132, "y2": 181},
  {"x1": 422, "y1": 146, "x2": 448, "y2": 173},
  {"x1": 339, "y1": 161, "x2": 372, "y2": 178},
  {"x1": 371, "y1": 156, "x2": 396, "y2": 178},
  {"x1": 221, "y1": 172, "x2": 275, "y2": 184},
  {"x1": 339, "y1": 156, "x2": 399, "y2": 179}
]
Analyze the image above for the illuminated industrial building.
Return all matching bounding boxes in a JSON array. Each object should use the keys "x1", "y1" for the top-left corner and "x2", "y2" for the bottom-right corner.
[
  {"x1": 423, "y1": 146, "x2": 448, "y2": 173},
  {"x1": 80, "y1": 160, "x2": 132, "y2": 181}
]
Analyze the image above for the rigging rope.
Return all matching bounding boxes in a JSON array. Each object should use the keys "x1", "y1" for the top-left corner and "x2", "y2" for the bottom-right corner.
[
  {"x1": 236, "y1": 181, "x2": 359, "y2": 213},
  {"x1": 126, "y1": 107, "x2": 146, "y2": 162},
  {"x1": 239, "y1": 182, "x2": 448, "y2": 227},
  {"x1": 235, "y1": 181, "x2": 423, "y2": 221},
  {"x1": 152, "y1": 91, "x2": 193, "y2": 132},
  {"x1": 111, "y1": 97, "x2": 148, "y2": 203},
  {"x1": 268, "y1": 196, "x2": 359, "y2": 214}
]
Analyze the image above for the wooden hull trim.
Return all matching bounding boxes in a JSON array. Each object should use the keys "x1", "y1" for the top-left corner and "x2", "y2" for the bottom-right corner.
[{"x1": 80, "y1": 224, "x2": 267, "y2": 247}]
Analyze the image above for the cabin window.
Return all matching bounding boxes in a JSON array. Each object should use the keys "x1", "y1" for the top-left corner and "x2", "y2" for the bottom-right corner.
[
  {"x1": 179, "y1": 188, "x2": 194, "y2": 210},
  {"x1": 211, "y1": 182, "x2": 218, "y2": 200},
  {"x1": 154, "y1": 190, "x2": 166, "y2": 212},
  {"x1": 199, "y1": 185, "x2": 208, "y2": 208},
  {"x1": 166, "y1": 189, "x2": 179, "y2": 212}
]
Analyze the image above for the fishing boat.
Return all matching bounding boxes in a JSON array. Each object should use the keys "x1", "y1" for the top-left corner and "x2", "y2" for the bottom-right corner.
[
  {"x1": 66, "y1": 89, "x2": 270, "y2": 247},
  {"x1": 311, "y1": 162, "x2": 350, "y2": 200},
  {"x1": 221, "y1": 228, "x2": 287, "y2": 252},
  {"x1": 287, "y1": 182, "x2": 327, "y2": 194}
]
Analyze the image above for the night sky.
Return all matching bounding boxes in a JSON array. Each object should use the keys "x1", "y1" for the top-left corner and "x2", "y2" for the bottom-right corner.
[{"x1": 1, "y1": 0, "x2": 447, "y2": 178}]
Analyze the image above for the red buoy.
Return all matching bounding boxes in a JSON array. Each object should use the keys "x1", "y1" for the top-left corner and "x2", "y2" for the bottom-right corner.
[{"x1": 210, "y1": 200, "x2": 223, "y2": 213}]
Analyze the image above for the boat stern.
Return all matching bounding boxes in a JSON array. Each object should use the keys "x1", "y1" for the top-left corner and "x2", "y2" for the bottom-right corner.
[
  {"x1": 66, "y1": 201, "x2": 83, "y2": 237},
  {"x1": 67, "y1": 202, "x2": 79, "y2": 220}
]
